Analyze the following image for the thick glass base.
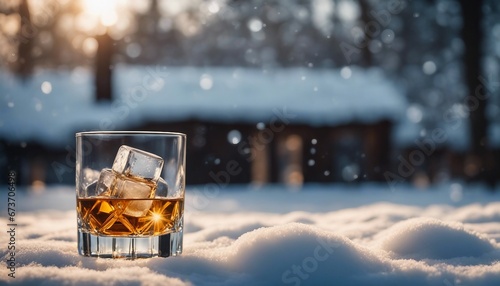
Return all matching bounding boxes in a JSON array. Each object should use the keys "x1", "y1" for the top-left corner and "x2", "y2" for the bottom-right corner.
[{"x1": 78, "y1": 230, "x2": 183, "y2": 259}]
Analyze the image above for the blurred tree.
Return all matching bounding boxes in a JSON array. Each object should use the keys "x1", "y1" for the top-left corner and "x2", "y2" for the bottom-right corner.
[
  {"x1": 127, "y1": 0, "x2": 156, "y2": 64},
  {"x1": 358, "y1": 0, "x2": 373, "y2": 67},
  {"x1": 0, "y1": 0, "x2": 86, "y2": 73},
  {"x1": 238, "y1": 0, "x2": 324, "y2": 67},
  {"x1": 0, "y1": 0, "x2": 35, "y2": 77},
  {"x1": 95, "y1": 32, "x2": 114, "y2": 101},
  {"x1": 35, "y1": 1, "x2": 84, "y2": 68},
  {"x1": 459, "y1": 0, "x2": 494, "y2": 184},
  {"x1": 16, "y1": 0, "x2": 33, "y2": 78}
]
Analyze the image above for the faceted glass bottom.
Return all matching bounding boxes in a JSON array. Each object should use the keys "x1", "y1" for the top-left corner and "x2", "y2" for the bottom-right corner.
[{"x1": 78, "y1": 229, "x2": 183, "y2": 259}]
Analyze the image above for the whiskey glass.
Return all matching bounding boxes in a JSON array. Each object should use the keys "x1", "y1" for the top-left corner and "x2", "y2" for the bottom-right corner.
[{"x1": 76, "y1": 131, "x2": 186, "y2": 259}]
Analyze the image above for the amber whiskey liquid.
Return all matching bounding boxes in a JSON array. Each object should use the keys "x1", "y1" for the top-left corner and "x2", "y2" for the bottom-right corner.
[{"x1": 77, "y1": 197, "x2": 184, "y2": 236}]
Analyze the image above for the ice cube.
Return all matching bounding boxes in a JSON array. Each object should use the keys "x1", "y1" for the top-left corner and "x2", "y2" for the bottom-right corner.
[
  {"x1": 92, "y1": 146, "x2": 164, "y2": 217},
  {"x1": 82, "y1": 168, "x2": 101, "y2": 186},
  {"x1": 95, "y1": 168, "x2": 115, "y2": 196},
  {"x1": 113, "y1": 177, "x2": 155, "y2": 217},
  {"x1": 85, "y1": 181, "x2": 98, "y2": 196},
  {"x1": 122, "y1": 199, "x2": 153, "y2": 217},
  {"x1": 155, "y1": 177, "x2": 169, "y2": 197},
  {"x1": 93, "y1": 168, "x2": 155, "y2": 216},
  {"x1": 155, "y1": 177, "x2": 182, "y2": 198},
  {"x1": 114, "y1": 177, "x2": 154, "y2": 199},
  {"x1": 112, "y1": 145, "x2": 164, "y2": 182}
]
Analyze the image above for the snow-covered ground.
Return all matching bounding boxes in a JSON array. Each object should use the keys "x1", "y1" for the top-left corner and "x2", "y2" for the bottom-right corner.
[{"x1": 1, "y1": 183, "x2": 499, "y2": 285}]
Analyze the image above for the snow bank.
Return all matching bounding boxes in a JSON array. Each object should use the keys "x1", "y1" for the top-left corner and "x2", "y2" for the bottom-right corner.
[
  {"x1": 218, "y1": 223, "x2": 385, "y2": 284},
  {"x1": 377, "y1": 218, "x2": 496, "y2": 260},
  {"x1": 11, "y1": 265, "x2": 187, "y2": 286},
  {"x1": 1, "y1": 185, "x2": 500, "y2": 285}
]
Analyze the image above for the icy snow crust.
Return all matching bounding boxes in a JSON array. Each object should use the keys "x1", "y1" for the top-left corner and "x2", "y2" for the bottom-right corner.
[
  {"x1": 1, "y1": 184, "x2": 499, "y2": 285},
  {"x1": 0, "y1": 66, "x2": 405, "y2": 147}
]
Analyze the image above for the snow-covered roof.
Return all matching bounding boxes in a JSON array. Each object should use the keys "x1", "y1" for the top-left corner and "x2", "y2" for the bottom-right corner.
[{"x1": 0, "y1": 65, "x2": 406, "y2": 147}]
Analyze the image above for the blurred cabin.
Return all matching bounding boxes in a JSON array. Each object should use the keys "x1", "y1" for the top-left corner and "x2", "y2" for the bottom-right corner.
[
  {"x1": 1, "y1": 66, "x2": 411, "y2": 187},
  {"x1": 138, "y1": 119, "x2": 392, "y2": 186}
]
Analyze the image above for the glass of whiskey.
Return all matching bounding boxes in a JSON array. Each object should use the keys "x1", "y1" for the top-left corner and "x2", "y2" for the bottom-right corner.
[{"x1": 75, "y1": 131, "x2": 186, "y2": 259}]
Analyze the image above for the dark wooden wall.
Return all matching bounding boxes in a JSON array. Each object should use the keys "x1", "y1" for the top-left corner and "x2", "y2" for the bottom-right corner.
[{"x1": 1, "y1": 119, "x2": 407, "y2": 186}]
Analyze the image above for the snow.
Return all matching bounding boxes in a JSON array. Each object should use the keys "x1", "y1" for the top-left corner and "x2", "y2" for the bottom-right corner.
[
  {"x1": 377, "y1": 218, "x2": 495, "y2": 260},
  {"x1": 0, "y1": 66, "x2": 406, "y2": 147},
  {"x1": 1, "y1": 183, "x2": 500, "y2": 285}
]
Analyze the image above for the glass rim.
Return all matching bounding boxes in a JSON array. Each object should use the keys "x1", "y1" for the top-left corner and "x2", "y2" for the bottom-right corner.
[{"x1": 76, "y1": 131, "x2": 186, "y2": 137}]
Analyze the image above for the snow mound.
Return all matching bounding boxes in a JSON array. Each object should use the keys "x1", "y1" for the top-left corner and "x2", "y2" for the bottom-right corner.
[
  {"x1": 378, "y1": 218, "x2": 496, "y2": 260},
  {"x1": 195, "y1": 222, "x2": 268, "y2": 241},
  {"x1": 218, "y1": 223, "x2": 386, "y2": 284},
  {"x1": 16, "y1": 265, "x2": 188, "y2": 286}
]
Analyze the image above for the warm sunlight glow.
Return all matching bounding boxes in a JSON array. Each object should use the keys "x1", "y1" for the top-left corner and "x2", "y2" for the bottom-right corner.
[
  {"x1": 81, "y1": 0, "x2": 119, "y2": 27},
  {"x1": 151, "y1": 212, "x2": 162, "y2": 222}
]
